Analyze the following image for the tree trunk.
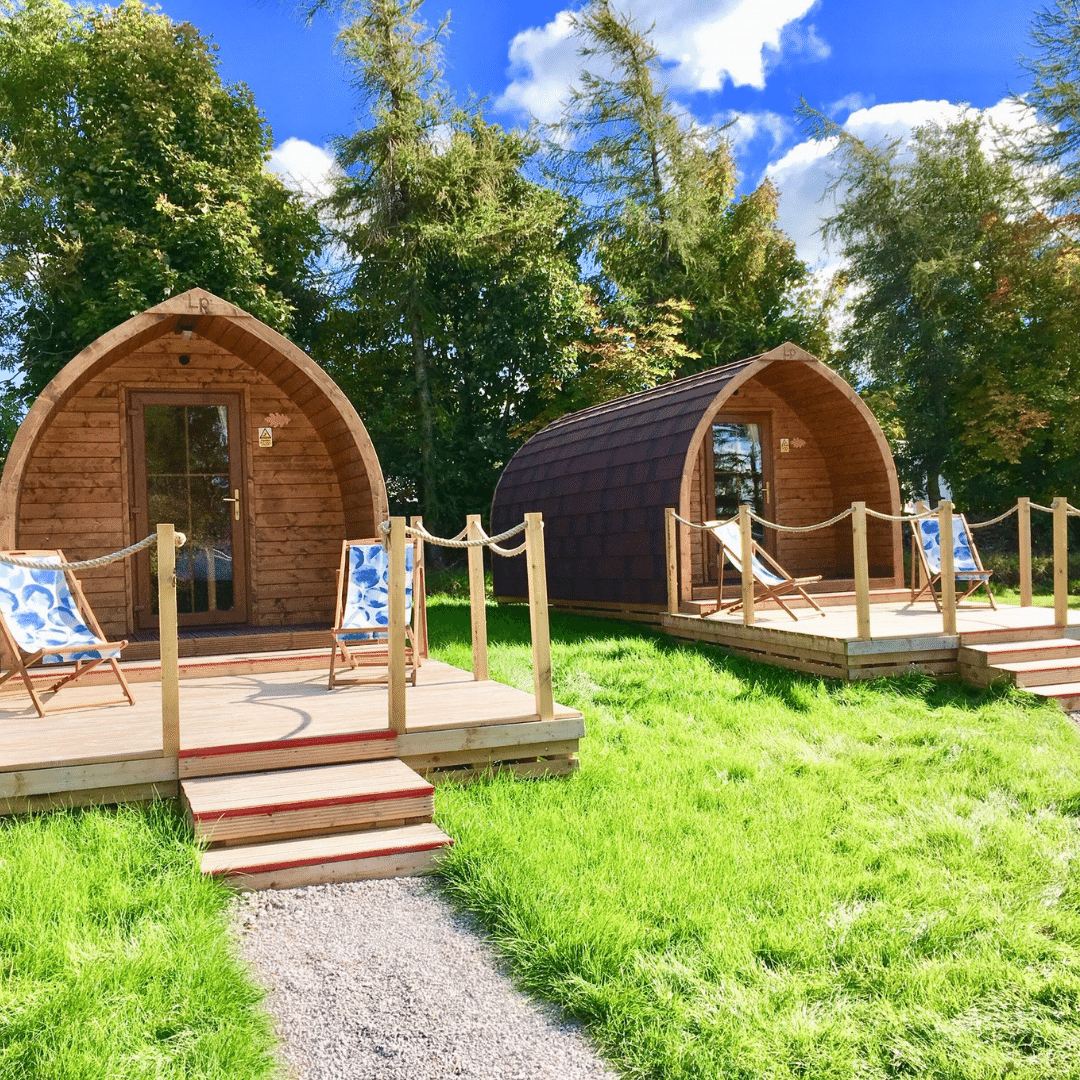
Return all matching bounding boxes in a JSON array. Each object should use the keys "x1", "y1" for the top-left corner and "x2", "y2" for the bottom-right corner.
[{"x1": 410, "y1": 304, "x2": 438, "y2": 520}]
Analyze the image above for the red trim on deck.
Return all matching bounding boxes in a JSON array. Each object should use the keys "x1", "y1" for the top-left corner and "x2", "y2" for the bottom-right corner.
[
  {"x1": 209, "y1": 837, "x2": 453, "y2": 877},
  {"x1": 179, "y1": 728, "x2": 396, "y2": 759},
  {"x1": 191, "y1": 784, "x2": 435, "y2": 821}
]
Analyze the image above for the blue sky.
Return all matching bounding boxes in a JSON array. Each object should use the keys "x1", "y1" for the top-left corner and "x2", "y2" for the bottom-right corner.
[{"x1": 160, "y1": 0, "x2": 1042, "y2": 269}]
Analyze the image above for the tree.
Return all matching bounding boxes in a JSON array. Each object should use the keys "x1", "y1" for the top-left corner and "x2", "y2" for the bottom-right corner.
[
  {"x1": 322, "y1": 0, "x2": 591, "y2": 528},
  {"x1": 550, "y1": 0, "x2": 830, "y2": 371},
  {"x1": 0, "y1": 0, "x2": 323, "y2": 403},
  {"x1": 1016, "y1": 0, "x2": 1080, "y2": 209},
  {"x1": 811, "y1": 109, "x2": 1080, "y2": 508}
]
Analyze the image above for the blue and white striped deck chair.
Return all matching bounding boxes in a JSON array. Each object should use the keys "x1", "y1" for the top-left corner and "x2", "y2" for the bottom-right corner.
[
  {"x1": 911, "y1": 513, "x2": 995, "y2": 610},
  {"x1": 0, "y1": 550, "x2": 134, "y2": 716},
  {"x1": 709, "y1": 522, "x2": 826, "y2": 621},
  {"x1": 328, "y1": 538, "x2": 424, "y2": 689}
]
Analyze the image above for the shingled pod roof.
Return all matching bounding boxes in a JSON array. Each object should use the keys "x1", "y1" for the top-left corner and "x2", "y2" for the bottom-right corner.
[{"x1": 490, "y1": 343, "x2": 902, "y2": 613}]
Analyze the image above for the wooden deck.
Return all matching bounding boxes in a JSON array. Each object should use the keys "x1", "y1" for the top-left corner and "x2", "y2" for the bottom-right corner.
[
  {"x1": 662, "y1": 600, "x2": 1080, "y2": 682},
  {"x1": 0, "y1": 658, "x2": 585, "y2": 815}
]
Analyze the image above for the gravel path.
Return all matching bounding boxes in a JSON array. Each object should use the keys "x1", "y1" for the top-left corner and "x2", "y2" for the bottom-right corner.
[{"x1": 235, "y1": 878, "x2": 619, "y2": 1080}]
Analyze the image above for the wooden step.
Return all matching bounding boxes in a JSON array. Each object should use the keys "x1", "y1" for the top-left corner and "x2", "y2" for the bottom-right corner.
[
  {"x1": 200, "y1": 821, "x2": 452, "y2": 890},
  {"x1": 959, "y1": 625, "x2": 1078, "y2": 646},
  {"x1": 960, "y1": 638, "x2": 1080, "y2": 668},
  {"x1": 179, "y1": 727, "x2": 399, "y2": 778},
  {"x1": 989, "y1": 657, "x2": 1080, "y2": 689},
  {"x1": 1027, "y1": 682, "x2": 1080, "y2": 712},
  {"x1": 182, "y1": 759, "x2": 434, "y2": 844}
]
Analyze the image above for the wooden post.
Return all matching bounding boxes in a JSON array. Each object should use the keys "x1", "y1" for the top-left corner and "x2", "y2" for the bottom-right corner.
[
  {"x1": 466, "y1": 514, "x2": 489, "y2": 681},
  {"x1": 387, "y1": 516, "x2": 407, "y2": 733},
  {"x1": 410, "y1": 515, "x2": 429, "y2": 657},
  {"x1": 738, "y1": 504, "x2": 755, "y2": 626},
  {"x1": 939, "y1": 500, "x2": 957, "y2": 635},
  {"x1": 665, "y1": 507, "x2": 678, "y2": 616},
  {"x1": 1017, "y1": 496, "x2": 1032, "y2": 608},
  {"x1": 157, "y1": 523, "x2": 180, "y2": 762},
  {"x1": 525, "y1": 512, "x2": 554, "y2": 722},
  {"x1": 1054, "y1": 497, "x2": 1069, "y2": 627},
  {"x1": 852, "y1": 502, "x2": 871, "y2": 640}
]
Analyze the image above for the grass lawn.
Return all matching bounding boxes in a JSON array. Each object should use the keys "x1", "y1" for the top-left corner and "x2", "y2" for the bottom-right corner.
[
  {"x1": 0, "y1": 802, "x2": 275, "y2": 1080},
  {"x1": 429, "y1": 595, "x2": 1080, "y2": 1080}
]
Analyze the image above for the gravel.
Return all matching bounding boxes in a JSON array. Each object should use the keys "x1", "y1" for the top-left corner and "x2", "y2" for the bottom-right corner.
[{"x1": 234, "y1": 877, "x2": 619, "y2": 1080}]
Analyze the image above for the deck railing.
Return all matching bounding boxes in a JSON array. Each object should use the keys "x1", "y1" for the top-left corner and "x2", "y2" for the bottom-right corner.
[
  {"x1": 666, "y1": 496, "x2": 1078, "y2": 640},
  {"x1": 383, "y1": 513, "x2": 553, "y2": 733}
]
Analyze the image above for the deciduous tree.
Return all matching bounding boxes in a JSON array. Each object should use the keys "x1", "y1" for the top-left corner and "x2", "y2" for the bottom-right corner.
[{"x1": 0, "y1": 0, "x2": 323, "y2": 406}]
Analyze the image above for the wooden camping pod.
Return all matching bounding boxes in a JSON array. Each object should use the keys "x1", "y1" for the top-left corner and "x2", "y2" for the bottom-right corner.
[
  {"x1": 0, "y1": 288, "x2": 388, "y2": 639},
  {"x1": 490, "y1": 343, "x2": 903, "y2": 619}
]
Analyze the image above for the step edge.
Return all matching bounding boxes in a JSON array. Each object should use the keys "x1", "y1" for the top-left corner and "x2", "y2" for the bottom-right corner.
[
  {"x1": 190, "y1": 785, "x2": 435, "y2": 821},
  {"x1": 180, "y1": 728, "x2": 397, "y2": 759},
  {"x1": 205, "y1": 837, "x2": 452, "y2": 877}
]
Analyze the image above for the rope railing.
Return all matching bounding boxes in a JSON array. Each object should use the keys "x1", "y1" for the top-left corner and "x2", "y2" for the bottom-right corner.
[
  {"x1": 380, "y1": 513, "x2": 553, "y2": 731},
  {"x1": 0, "y1": 531, "x2": 187, "y2": 571},
  {"x1": 965, "y1": 506, "x2": 1019, "y2": 529},
  {"x1": 666, "y1": 492, "x2": 1076, "y2": 639},
  {"x1": 750, "y1": 507, "x2": 854, "y2": 532},
  {"x1": 380, "y1": 518, "x2": 527, "y2": 555}
]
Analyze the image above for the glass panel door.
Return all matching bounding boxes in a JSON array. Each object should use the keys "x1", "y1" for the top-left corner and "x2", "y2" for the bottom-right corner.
[
  {"x1": 712, "y1": 420, "x2": 771, "y2": 546},
  {"x1": 131, "y1": 393, "x2": 247, "y2": 628}
]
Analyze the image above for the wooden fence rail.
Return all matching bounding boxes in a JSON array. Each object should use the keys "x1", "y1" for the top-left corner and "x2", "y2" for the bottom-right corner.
[{"x1": 156, "y1": 522, "x2": 180, "y2": 767}]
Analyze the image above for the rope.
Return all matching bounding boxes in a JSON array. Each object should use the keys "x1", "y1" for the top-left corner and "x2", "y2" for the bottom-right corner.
[
  {"x1": 671, "y1": 512, "x2": 738, "y2": 531},
  {"x1": 864, "y1": 508, "x2": 925, "y2": 523},
  {"x1": 1069, "y1": 503, "x2": 1080, "y2": 517},
  {"x1": 1030, "y1": 502, "x2": 1055, "y2": 513},
  {"x1": 966, "y1": 506, "x2": 1019, "y2": 529},
  {"x1": 0, "y1": 531, "x2": 186, "y2": 571},
  {"x1": 379, "y1": 519, "x2": 528, "y2": 551},
  {"x1": 749, "y1": 508, "x2": 854, "y2": 532}
]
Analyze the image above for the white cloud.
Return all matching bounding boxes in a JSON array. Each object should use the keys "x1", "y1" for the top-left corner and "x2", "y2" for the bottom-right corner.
[
  {"x1": 719, "y1": 109, "x2": 792, "y2": 157},
  {"x1": 766, "y1": 97, "x2": 1041, "y2": 272},
  {"x1": 267, "y1": 137, "x2": 338, "y2": 201},
  {"x1": 499, "y1": 0, "x2": 825, "y2": 124}
]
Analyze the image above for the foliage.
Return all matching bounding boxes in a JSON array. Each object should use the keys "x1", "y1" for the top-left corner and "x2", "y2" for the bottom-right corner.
[
  {"x1": 0, "y1": 0, "x2": 323, "y2": 405},
  {"x1": 0, "y1": 802, "x2": 275, "y2": 1079},
  {"x1": 1017, "y1": 0, "x2": 1080, "y2": 210},
  {"x1": 810, "y1": 107, "x2": 1080, "y2": 508},
  {"x1": 551, "y1": 0, "x2": 831, "y2": 373},
  {"x1": 322, "y1": 0, "x2": 593, "y2": 530},
  {"x1": 428, "y1": 598, "x2": 1080, "y2": 1080}
]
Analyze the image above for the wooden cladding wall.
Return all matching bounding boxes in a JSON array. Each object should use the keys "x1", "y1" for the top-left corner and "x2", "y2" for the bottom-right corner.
[{"x1": 14, "y1": 334, "x2": 372, "y2": 637}]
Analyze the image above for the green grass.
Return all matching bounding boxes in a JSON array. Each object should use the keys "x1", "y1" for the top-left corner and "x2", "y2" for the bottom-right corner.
[
  {"x1": 0, "y1": 802, "x2": 275, "y2": 1080},
  {"x1": 991, "y1": 586, "x2": 1080, "y2": 609},
  {"x1": 428, "y1": 595, "x2": 1080, "y2": 1080}
]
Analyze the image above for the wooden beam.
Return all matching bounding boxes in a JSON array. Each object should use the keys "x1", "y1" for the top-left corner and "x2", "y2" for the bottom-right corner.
[
  {"x1": 410, "y1": 516, "x2": 429, "y2": 657},
  {"x1": 157, "y1": 523, "x2": 180, "y2": 763},
  {"x1": 1054, "y1": 496, "x2": 1069, "y2": 627},
  {"x1": 665, "y1": 507, "x2": 678, "y2": 615},
  {"x1": 525, "y1": 512, "x2": 554, "y2": 722},
  {"x1": 739, "y1": 504, "x2": 755, "y2": 626},
  {"x1": 852, "y1": 501, "x2": 871, "y2": 640},
  {"x1": 467, "y1": 514, "x2": 489, "y2": 681},
  {"x1": 939, "y1": 501, "x2": 957, "y2": 635},
  {"x1": 1018, "y1": 496, "x2": 1032, "y2": 608},
  {"x1": 387, "y1": 516, "x2": 407, "y2": 733}
]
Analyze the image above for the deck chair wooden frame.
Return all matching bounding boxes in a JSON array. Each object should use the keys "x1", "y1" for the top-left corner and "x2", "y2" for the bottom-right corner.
[
  {"x1": 0, "y1": 549, "x2": 134, "y2": 717},
  {"x1": 709, "y1": 523, "x2": 826, "y2": 621},
  {"x1": 328, "y1": 537, "x2": 427, "y2": 690},
  {"x1": 910, "y1": 513, "x2": 996, "y2": 611}
]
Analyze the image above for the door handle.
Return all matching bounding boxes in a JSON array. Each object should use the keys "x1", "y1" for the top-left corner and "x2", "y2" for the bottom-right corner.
[
  {"x1": 223, "y1": 489, "x2": 240, "y2": 521},
  {"x1": 764, "y1": 481, "x2": 771, "y2": 504}
]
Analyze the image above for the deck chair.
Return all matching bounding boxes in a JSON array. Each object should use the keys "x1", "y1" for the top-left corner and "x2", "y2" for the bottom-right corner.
[
  {"x1": 328, "y1": 538, "x2": 425, "y2": 689},
  {"x1": 910, "y1": 513, "x2": 995, "y2": 610},
  {"x1": 0, "y1": 551, "x2": 134, "y2": 716},
  {"x1": 709, "y1": 522, "x2": 826, "y2": 621}
]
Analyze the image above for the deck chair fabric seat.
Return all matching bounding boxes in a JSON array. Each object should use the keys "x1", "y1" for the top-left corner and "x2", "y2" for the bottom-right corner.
[
  {"x1": 911, "y1": 515, "x2": 995, "y2": 610},
  {"x1": 709, "y1": 522, "x2": 826, "y2": 621},
  {"x1": 0, "y1": 552, "x2": 134, "y2": 715},
  {"x1": 329, "y1": 539, "x2": 424, "y2": 689}
]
